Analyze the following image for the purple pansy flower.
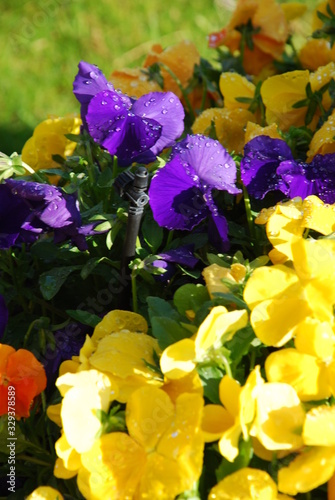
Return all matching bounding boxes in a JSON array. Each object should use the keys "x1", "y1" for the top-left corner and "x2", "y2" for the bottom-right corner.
[
  {"x1": 73, "y1": 61, "x2": 185, "y2": 167},
  {"x1": 0, "y1": 294, "x2": 8, "y2": 340},
  {"x1": 149, "y1": 134, "x2": 241, "y2": 252},
  {"x1": 240, "y1": 136, "x2": 294, "y2": 199},
  {"x1": 277, "y1": 153, "x2": 335, "y2": 203},
  {"x1": 0, "y1": 179, "x2": 101, "y2": 250},
  {"x1": 151, "y1": 244, "x2": 199, "y2": 281},
  {"x1": 241, "y1": 135, "x2": 335, "y2": 203}
]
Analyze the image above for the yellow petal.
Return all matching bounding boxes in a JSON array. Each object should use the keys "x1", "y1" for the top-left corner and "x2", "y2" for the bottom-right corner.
[
  {"x1": 219, "y1": 72, "x2": 256, "y2": 110},
  {"x1": 216, "y1": 108, "x2": 257, "y2": 154},
  {"x1": 78, "y1": 432, "x2": 146, "y2": 500},
  {"x1": 302, "y1": 195, "x2": 335, "y2": 235},
  {"x1": 54, "y1": 434, "x2": 81, "y2": 472},
  {"x1": 281, "y1": 2, "x2": 307, "y2": 21},
  {"x1": 266, "y1": 210, "x2": 304, "y2": 260},
  {"x1": 162, "y1": 369, "x2": 203, "y2": 403},
  {"x1": 46, "y1": 403, "x2": 62, "y2": 427},
  {"x1": 160, "y1": 338, "x2": 196, "y2": 379},
  {"x1": 157, "y1": 392, "x2": 204, "y2": 459},
  {"x1": 202, "y1": 263, "x2": 234, "y2": 297},
  {"x1": 201, "y1": 404, "x2": 235, "y2": 442},
  {"x1": 250, "y1": 382, "x2": 304, "y2": 450},
  {"x1": 292, "y1": 235, "x2": 335, "y2": 281},
  {"x1": 239, "y1": 365, "x2": 264, "y2": 439},
  {"x1": 53, "y1": 457, "x2": 78, "y2": 479},
  {"x1": 250, "y1": 297, "x2": 312, "y2": 347},
  {"x1": 126, "y1": 386, "x2": 174, "y2": 452},
  {"x1": 265, "y1": 348, "x2": 331, "y2": 401},
  {"x1": 57, "y1": 370, "x2": 116, "y2": 453},
  {"x1": 294, "y1": 317, "x2": 335, "y2": 360},
  {"x1": 58, "y1": 358, "x2": 80, "y2": 376},
  {"x1": 219, "y1": 375, "x2": 241, "y2": 418},
  {"x1": 91, "y1": 309, "x2": 148, "y2": 344},
  {"x1": 195, "y1": 306, "x2": 248, "y2": 355},
  {"x1": 26, "y1": 486, "x2": 64, "y2": 500},
  {"x1": 244, "y1": 122, "x2": 282, "y2": 143},
  {"x1": 243, "y1": 264, "x2": 300, "y2": 310},
  {"x1": 192, "y1": 107, "x2": 226, "y2": 136},
  {"x1": 278, "y1": 446, "x2": 335, "y2": 495},
  {"x1": 307, "y1": 110, "x2": 335, "y2": 160},
  {"x1": 303, "y1": 405, "x2": 335, "y2": 446},
  {"x1": 208, "y1": 467, "x2": 278, "y2": 499},
  {"x1": 218, "y1": 420, "x2": 242, "y2": 462}
]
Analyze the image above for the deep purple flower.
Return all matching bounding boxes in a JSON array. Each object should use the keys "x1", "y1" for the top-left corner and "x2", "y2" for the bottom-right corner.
[
  {"x1": 277, "y1": 153, "x2": 335, "y2": 203},
  {"x1": 149, "y1": 134, "x2": 241, "y2": 252},
  {"x1": 73, "y1": 61, "x2": 185, "y2": 167},
  {"x1": 240, "y1": 136, "x2": 294, "y2": 199},
  {"x1": 0, "y1": 294, "x2": 8, "y2": 340},
  {"x1": 151, "y1": 244, "x2": 199, "y2": 281},
  {"x1": 0, "y1": 179, "x2": 100, "y2": 250}
]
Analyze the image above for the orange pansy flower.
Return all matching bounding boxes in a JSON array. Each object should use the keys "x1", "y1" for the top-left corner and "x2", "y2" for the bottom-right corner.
[{"x1": 0, "y1": 344, "x2": 47, "y2": 418}]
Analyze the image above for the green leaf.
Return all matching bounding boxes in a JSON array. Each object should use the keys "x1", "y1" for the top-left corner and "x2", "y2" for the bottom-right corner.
[
  {"x1": 207, "y1": 253, "x2": 230, "y2": 267},
  {"x1": 147, "y1": 296, "x2": 180, "y2": 322},
  {"x1": 173, "y1": 284, "x2": 210, "y2": 317},
  {"x1": 216, "y1": 437, "x2": 253, "y2": 481},
  {"x1": 39, "y1": 265, "x2": 81, "y2": 300},
  {"x1": 66, "y1": 309, "x2": 101, "y2": 327},
  {"x1": 150, "y1": 317, "x2": 192, "y2": 349},
  {"x1": 197, "y1": 365, "x2": 224, "y2": 403},
  {"x1": 97, "y1": 167, "x2": 115, "y2": 187},
  {"x1": 226, "y1": 325, "x2": 255, "y2": 367},
  {"x1": 80, "y1": 257, "x2": 112, "y2": 279},
  {"x1": 141, "y1": 213, "x2": 164, "y2": 253}
]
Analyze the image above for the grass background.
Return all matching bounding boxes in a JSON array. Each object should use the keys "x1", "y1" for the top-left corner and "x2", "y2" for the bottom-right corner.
[{"x1": 1, "y1": 0, "x2": 317, "y2": 155}]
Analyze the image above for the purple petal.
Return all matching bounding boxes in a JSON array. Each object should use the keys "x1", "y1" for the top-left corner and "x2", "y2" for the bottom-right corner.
[
  {"x1": 0, "y1": 184, "x2": 31, "y2": 249},
  {"x1": 159, "y1": 244, "x2": 199, "y2": 268},
  {"x1": 132, "y1": 91, "x2": 185, "y2": 155},
  {"x1": 172, "y1": 135, "x2": 240, "y2": 194},
  {"x1": 0, "y1": 294, "x2": 8, "y2": 339},
  {"x1": 240, "y1": 136, "x2": 293, "y2": 199},
  {"x1": 149, "y1": 156, "x2": 208, "y2": 230},
  {"x1": 5, "y1": 179, "x2": 59, "y2": 202},
  {"x1": 208, "y1": 211, "x2": 230, "y2": 252},
  {"x1": 73, "y1": 61, "x2": 114, "y2": 123},
  {"x1": 277, "y1": 160, "x2": 316, "y2": 199}
]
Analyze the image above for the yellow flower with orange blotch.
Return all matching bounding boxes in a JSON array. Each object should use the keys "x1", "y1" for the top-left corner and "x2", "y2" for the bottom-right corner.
[
  {"x1": 77, "y1": 386, "x2": 204, "y2": 500},
  {"x1": 244, "y1": 237, "x2": 335, "y2": 346},
  {"x1": 21, "y1": 114, "x2": 81, "y2": 184}
]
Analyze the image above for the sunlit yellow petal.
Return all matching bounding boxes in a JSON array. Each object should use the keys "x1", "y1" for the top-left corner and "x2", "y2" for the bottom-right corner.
[
  {"x1": 266, "y1": 211, "x2": 304, "y2": 260},
  {"x1": 201, "y1": 404, "x2": 235, "y2": 442},
  {"x1": 26, "y1": 486, "x2": 64, "y2": 500},
  {"x1": 303, "y1": 405, "x2": 335, "y2": 446},
  {"x1": 54, "y1": 434, "x2": 81, "y2": 472},
  {"x1": 294, "y1": 317, "x2": 335, "y2": 360},
  {"x1": 160, "y1": 339, "x2": 196, "y2": 379},
  {"x1": 278, "y1": 446, "x2": 335, "y2": 495},
  {"x1": 251, "y1": 382, "x2": 304, "y2": 450},
  {"x1": 78, "y1": 432, "x2": 146, "y2": 500},
  {"x1": 281, "y1": 2, "x2": 306, "y2": 21},
  {"x1": 162, "y1": 369, "x2": 203, "y2": 404},
  {"x1": 58, "y1": 358, "x2": 80, "y2": 376},
  {"x1": 243, "y1": 264, "x2": 300, "y2": 310},
  {"x1": 202, "y1": 264, "x2": 234, "y2": 297},
  {"x1": 251, "y1": 297, "x2": 311, "y2": 347},
  {"x1": 218, "y1": 420, "x2": 242, "y2": 462},
  {"x1": 91, "y1": 309, "x2": 148, "y2": 344},
  {"x1": 302, "y1": 196, "x2": 335, "y2": 235},
  {"x1": 215, "y1": 108, "x2": 257, "y2": 154},
  {"x1": 208, "y1": 467, "x2": 278, "y2": 499},
  {"x1": 219, "y1": 72, "x2": 256, "y2": 110},
  {"x1": 126, "y1": 386, "x2": 174, "y2": 452},
  {"x1": 307, "y1": 110, "x2": 335, "y2": 160},
  {"x1": 46, "y1": 403, "x2": 62, "y2": 427},
  {"x1": 239, "y1": 365, "x2": 264, "y2": 439},
  {"x1": 219, "y1": 375, "x2": 241, "y2": 418},
  {"x1": 265, "y1": 348, "x2": 331, "y2": 401}
]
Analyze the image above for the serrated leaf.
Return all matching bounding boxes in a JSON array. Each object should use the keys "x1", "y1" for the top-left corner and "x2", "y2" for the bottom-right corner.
[{"x1": 39, "y1": 266, "x2": 81, "y2": 300}]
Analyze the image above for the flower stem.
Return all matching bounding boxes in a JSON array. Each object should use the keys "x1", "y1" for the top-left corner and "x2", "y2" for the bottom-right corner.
[
  {"x1": 158, "y1": 62, "x2": 195, "y2": 122},
  {"x1": 242, "y1": 185, "x2": 256, "y2": 244}
]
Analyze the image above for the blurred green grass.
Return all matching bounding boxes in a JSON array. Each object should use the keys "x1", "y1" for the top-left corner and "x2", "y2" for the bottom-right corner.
[
  {"x1": 1, "y1": 0, "x2": 233, "y2": 154},
  {"x1": 1, "y1": 0, "x2": 318, "y2": 154}
]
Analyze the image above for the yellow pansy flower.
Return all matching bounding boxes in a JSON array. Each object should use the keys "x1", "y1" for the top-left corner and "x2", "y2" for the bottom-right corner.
[
  {"x1": 160, "y1": 305, "x2": 248, "y2": 379},
  {"x1": 219, "y1": 72, "x2": 256, "y2": 112},
  {"x1": 202, "y1": 367, "x2": 263, "y2": 462},
  {"x1": 202, "y1": 262, "x2": 246, "y2": 298},
  {"x1": 300, "y1": 39, "x2": 335, "y2": 71},
  {"x1": 261, "y1": 63, "x2": 335, "y2": 131},
  {"x1": 21, "y1": 114, "x2": 81, "y2": 184},
  {"x1": 244, "y1": 237, "x2": 335, "y2": 346},
  {"x1": 303, "y1": 405, "x2": 335, "y2": 446},
  {"x1": 244, "y1": 122, "x2": 282, "y2": 143},
  {"x1": 26, "y1": 486, "x2": 64, "y2": 500},
  {"x1": 255, "y1": 196, "x2": 335, "y2": 264},
  {"x1": 208, "y1": 467, "x2": 278, "y2": 500},
  {"x1": 77, "y1": 386, "x2": 204, "y2": 499}
]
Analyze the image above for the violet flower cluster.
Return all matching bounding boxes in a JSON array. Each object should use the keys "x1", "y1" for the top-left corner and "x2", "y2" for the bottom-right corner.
[
  {"x1": 0, "y1": 179, "x2": 100, "y2": 251},
  {"x1": 241, "y1": 136, "x2": 335, "y2": 203},
  {"x1": 73, "y1": 61, "x2": 185, "y2": 166}
]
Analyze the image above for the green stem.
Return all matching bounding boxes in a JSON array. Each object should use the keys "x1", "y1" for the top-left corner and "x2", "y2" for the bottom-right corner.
[
  {"x1": 242, "y1": 184, "x2": 256, "y2": 244},
  {"x1": 131, "y1": 267, "x2": 138, "y2": 313},
  {"x1": 16, "y1": 454, "x2": 52, "y2": 467},
  {"x1": 218, "y1": 353, "x2": 233, "y2": 378},
  {"x1": 41, "y1": 391, "x2": 56, "y2": 456},
  {"x1": 166, "y1": 229, "x2": 174, "y2": 248}
]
